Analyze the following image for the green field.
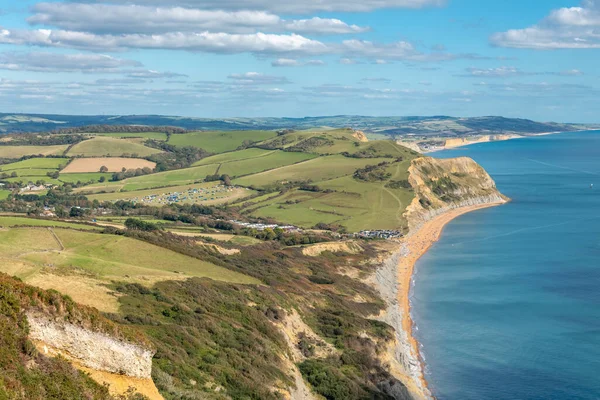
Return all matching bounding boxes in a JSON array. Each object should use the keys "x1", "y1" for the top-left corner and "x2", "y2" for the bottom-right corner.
[
  {"x1": 58, "y1": 172, "x2": 113, "y2": 184},
  {"x1": 217, "y1": 151, "x2": 317, "y2": 177},
  {"x1": 0, "y1": 145, "x2": 68, "y2": 158},
  {"x1": 192, "y1": 148, "x2": 274, "y2": 167},
  {"x1": 90, "y1": 132, "x2": 168, "y2": 141},
  {"x1": 0, "y1": 158, "x2": 70, "y2": 171},
  {"x1": 0, "y1": 216, "x2": 100, "y2": 230},
  {"x1": 169, "y1": 130, "x2": 278, "y2": 153},
  {"x1": 233, "y1": 155, "x2": 394, "y2": 188},
  {"x1": 86, "y1": 182, "x2": 254, "y2": 205},
  {"x1": 0, "y1": 190, "x2": 11, "y2": 200},
  {"x1": 238, "y1": 152, "x2": 417, "y2": 231},
  {"x1": 0, "y1": 227, "x2": 259, "y2": 312},
  {"x1": 67, "y1": 137, "x2": 162, "y2": 157}
]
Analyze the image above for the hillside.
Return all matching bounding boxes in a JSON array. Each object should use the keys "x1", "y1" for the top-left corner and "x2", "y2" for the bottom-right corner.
[
  {"x1": 0, "y1": 113, "x2": 592, "y2": 137},
  {"x1": 0, "y1": 125, "x2": 508, "y2": 400}
]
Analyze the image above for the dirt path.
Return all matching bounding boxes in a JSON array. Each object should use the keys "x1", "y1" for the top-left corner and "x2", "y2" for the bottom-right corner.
[{"x1": 48, "y1": 228, "x2": 65, "y2": 251}]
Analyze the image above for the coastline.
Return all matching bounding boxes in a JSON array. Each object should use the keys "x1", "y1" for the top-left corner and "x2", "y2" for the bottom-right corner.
[
  {"x1": 419, "y1": 129, "x2": 594, "y2": 154},
  {"x1": 398, "y1": 201, "x2": 506, "y2": 398}
]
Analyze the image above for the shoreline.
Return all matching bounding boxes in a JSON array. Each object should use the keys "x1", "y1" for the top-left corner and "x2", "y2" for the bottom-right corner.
[
  {"x1": 419, "y1": 129, "x2": 594, "y2": 154},
  {"x1": 398, "y1": 201, "x2": 506, "y2": 399}
]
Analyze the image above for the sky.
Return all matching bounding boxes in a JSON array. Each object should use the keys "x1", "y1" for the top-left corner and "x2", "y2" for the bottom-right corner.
[{"x1": 0, "y1": 0, "x2": 598, "y2": 122}]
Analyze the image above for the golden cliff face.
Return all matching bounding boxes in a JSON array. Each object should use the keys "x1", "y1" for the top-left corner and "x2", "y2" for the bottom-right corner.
[{"x1": 405, "y1": 157, "x2": 508, "y2": 230}]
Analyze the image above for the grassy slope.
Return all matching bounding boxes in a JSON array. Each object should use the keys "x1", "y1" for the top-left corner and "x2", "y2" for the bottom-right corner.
[
  {"x1": 0, "y1": 158, "x2": 70, "y2": 171},
  {"x1": 67, "y1": 137, "x2": 161, "y2": 157},
  {"x1": 169, "y1": 130, "x2": 278, "y2": 153},
  {"x1": 90, "y1": 132, "x2": 168, "y2": 141},
  {"x1": 192, "y1": 148, "x2": 274, "y2": 166},
  {"x1": 233, "y1": 155, "x2": 394, "y2": 188},
  {"x1": 0, "y1": 145, "x2": 69, "y2": 158},
  {"x1": 217, "y1": 150, "x2": 317, "y2": 177},
  {"x1": 0, "y1": 216, "x2": 101, "y2": 230}
]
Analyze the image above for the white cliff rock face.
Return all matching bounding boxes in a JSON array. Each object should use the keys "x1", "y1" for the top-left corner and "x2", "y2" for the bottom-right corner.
[{"x1": 27, "y1": 312, "x2": 154, "y2": 379}]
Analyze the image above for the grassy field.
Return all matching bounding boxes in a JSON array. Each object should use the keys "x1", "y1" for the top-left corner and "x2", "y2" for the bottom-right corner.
[
  {"x1": 0, "y1": 158, "x2": 70, "y2": 171},
  {"x1": 0, "y1": 145, "x2": 68, "y2": 158},
  {"x1": 0, "y1": 216, "x2": 101, "y2": 230},
  {"x1": 58, "y1": 172, "x2": 113, "y2": 184},
  {"x1": 217, "y1": 150, "x2": 317, "y2": 177},
  {"x1": 0, "y1": 190, "x2": 10, "y2": 200},
  {"x1": 90, "y1": 132, "x2": 168, "y2": 141},
  {"x1": 240, "y1": 153, "x2": 417, "y2": 231},
  {"x1": 169, "y1": 130, "x2": 278, "y2": 153},
  {"x1": 86, "y1": 182, "x2": 254, "y2": 205},
  {"x1": 192, "y1": 148, "x2": 275, "y2": 167},
  {"x1": 67, "y1": 137, "x2": 162, "y2": 157},
  {"x1": 61, "y1": 157, "x2": 156, "y2": 173},
  {"x1": 233, "y1": 155, "x2": 394, "y2": 188},
  {"x1": 0, "y1": 227, "x2": 259, "y2": 312}
]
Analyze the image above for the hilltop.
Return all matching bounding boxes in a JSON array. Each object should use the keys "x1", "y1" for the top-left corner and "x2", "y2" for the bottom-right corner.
[{"x1": 0, "y1": 113, "x2": 593, "y2": 138}]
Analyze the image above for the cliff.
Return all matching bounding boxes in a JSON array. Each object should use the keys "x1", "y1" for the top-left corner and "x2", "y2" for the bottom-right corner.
[{"x1": 405, "y1": 156, "x2": 508, "y2": 230}]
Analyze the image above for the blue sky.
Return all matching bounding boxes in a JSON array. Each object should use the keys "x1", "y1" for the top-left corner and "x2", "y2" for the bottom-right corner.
[{"x1": 0, "y1": 0, "x2": 598, "y2": 122}]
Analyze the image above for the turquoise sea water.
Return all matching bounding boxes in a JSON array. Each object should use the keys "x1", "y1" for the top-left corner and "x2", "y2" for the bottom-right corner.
[{"x1": 412, "y1": 131, "x2": 600, "y2": 400}]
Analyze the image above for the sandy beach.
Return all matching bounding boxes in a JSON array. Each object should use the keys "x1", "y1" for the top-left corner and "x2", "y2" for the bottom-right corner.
[{"x1": 398, "y1": 201, "x2": 506, "y2": 398}]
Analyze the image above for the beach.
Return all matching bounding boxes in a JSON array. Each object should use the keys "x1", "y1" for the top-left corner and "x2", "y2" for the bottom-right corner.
[{"x1": 398, "y1": 201, "x2": 506, "y2": 398}]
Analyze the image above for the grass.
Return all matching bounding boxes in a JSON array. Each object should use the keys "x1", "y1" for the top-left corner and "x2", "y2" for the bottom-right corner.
[
  {"x1": 192, "y1": 148, "x2": 275, "y2": 167},
  {"x1": 0, "y1": 158, "x2": 70, "y2": 171},
  {"x1": 86, "y1": 182, "x2": 254, "y2": 205},
  {"x1": 0, "y1": 216, "x2": 101, "y2": 230},
  {"x1": 67, "y1": 137, "x2": 162, "y2": 157},
  {"x1": 58, "y1": 172, "x2": 113, "y2": 184},
  {"x1": 90, "y1": 132, "x2": 168, "y2": 141},
  {"x1": 0, "y1": 227, "x2": 259, "y2": 311},
  {"x1": 0, "y1": 190, "x2": 10, "y2": 200},
  {"x1": 244, "y1": 157, "x2": 416, "y2": 231},
  {"x1": 168, "y1": 130, "x2": 278, "y2": 153},
  {"x1": 233, "y1": 155, "x2": 394, "y2": 188},
  {"x1": 0, "y1": 145, "x2": 69, "y2": 158},
  {"x1": 78, "y1": 164, "x2": 220, "y2": 192},
  {"x1": 218, "y1": 151, "x2": 317, "y2": 178}
]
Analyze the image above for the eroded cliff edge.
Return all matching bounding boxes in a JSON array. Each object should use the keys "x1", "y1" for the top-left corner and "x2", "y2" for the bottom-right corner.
[
  {"x1": 405, "y1": 156, "x2": 508, "y2": 231},
  {"x1": 372, "y1": 156, "x2": 508, "y2": 400}
]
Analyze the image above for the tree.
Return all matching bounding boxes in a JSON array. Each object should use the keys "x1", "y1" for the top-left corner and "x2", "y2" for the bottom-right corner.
[
  {"x1": 10, "y1": 172, "x2": 17, "y2": 178},
  {"x1": 221, "y1": 174, "x2": 232, "y2": 187},
  {"x1": 99, "y1": 165, "x2": 109, "y2": 173}
]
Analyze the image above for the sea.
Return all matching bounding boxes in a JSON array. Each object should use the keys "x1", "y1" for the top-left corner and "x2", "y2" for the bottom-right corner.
[{"x1": 411, "y1": 131, "x2": 600, "y2": 400}]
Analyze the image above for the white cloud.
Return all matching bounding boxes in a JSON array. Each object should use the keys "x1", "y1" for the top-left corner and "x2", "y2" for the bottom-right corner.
[
  {"x1": 29, "y1": 3, "x2": 368, "y2": 35},
  {"x1": 0, "y1": 28, "x2": 329, "y2": 55},
  {"x1": 87, "y1": 0, "x2": 446, "y2": 14},
  {"x1": 0, "y1": 26, "x2": 458, "y2": 62},
  {"x1": 271, "y1": 58, "x2": 325, "y2": 67},
  {"x1": 491, "y1": 0, "x2": 600, "y2": 49},
  {"x1": 0, "y1": 52, "x2": 142, "y2": 73},
  {"x1": 461, "y1": 66, "x2": 586, "y2": 78},
  {"x1": 228, "y1": 72, "x2": 291, "y2": 84}
]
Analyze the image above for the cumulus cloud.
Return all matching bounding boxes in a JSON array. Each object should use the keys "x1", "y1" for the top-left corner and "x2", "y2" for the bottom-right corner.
[
  {"x1": 0, "y1": 26, "x2": 459, "y2": 62},
  {"x1": 85, "y1": 0, "x2": 446, "y2": 13},
  {"x1": 126, "y1": 70, "x2": 189, "y2": 79},
  {"x1": 491, "y1": 0, "x2": 600, "y2": 49},
  {"x1": 0, "y1": 28, "x2": 330, "y2": 55},
  {"x1": 30, "y1": 3, "x2": 368, "y2": 35}
]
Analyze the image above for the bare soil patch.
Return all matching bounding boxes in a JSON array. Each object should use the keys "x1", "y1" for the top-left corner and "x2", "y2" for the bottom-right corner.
[{"x1": 61, "y1": 157, "x2": 156, "y2": 173}]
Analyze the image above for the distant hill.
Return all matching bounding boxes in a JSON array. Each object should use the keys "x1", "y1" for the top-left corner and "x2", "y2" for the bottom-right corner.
[{"x1": 0, "y1": 113, "x2": 594, "y2": 137}]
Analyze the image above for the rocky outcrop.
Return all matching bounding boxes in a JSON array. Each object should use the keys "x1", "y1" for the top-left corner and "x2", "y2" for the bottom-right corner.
[
  {"x1": 27, "y1": 312, "x2": 154, "y2": 379},
  {"x1": 352, "y1": 130, "x2": 369, "y2": 142},
  {"x1": 405, "y1": 157, "x2": 508, "y2": 230}
]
